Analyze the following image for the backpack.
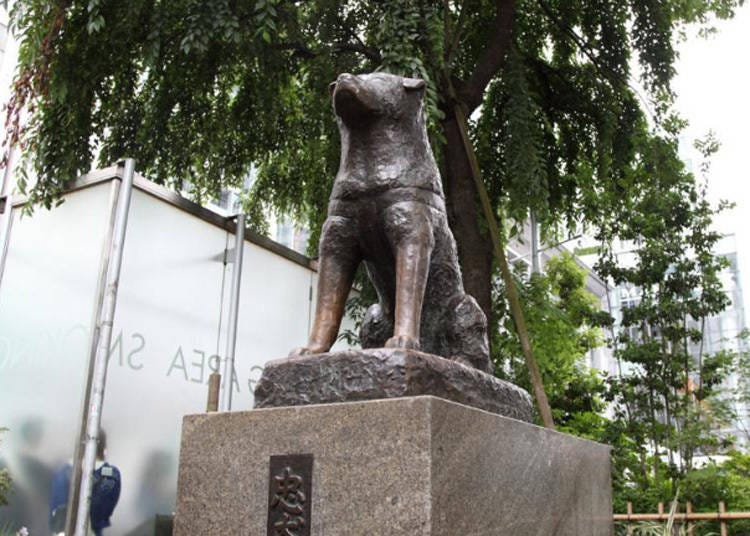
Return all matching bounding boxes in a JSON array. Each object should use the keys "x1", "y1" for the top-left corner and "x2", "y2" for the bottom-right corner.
[{"x1": 90, "y1": 462, "x2": 121, "y2": 531}]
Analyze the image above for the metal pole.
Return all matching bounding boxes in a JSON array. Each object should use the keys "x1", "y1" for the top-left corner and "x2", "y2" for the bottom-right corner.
[
  {"x1": 530, "y1": 211, "x2": 541, "y2": 274},
  {"x1": 0, "y1": 194, "x2": 14, "y2": 291},
  {"x1": 221, "y1": 213, "x2": 245, "y2": 411},
  {"x1": 73, "y1": 158, "x2": 135, "y2": 536},
  {"x1": 65, "y1": 178, "x2": 121, "y2": 535},
  {"x1": 0, "y1": 145, "x2": 19, "y2": 292}
]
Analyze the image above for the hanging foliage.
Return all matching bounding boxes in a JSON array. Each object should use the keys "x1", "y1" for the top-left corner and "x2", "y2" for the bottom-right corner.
[{"x1": 1, "y1": 0, "x2": 743, "y2": 310}]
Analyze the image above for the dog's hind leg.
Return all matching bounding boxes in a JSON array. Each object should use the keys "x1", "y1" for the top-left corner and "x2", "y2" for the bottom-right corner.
[
  {"x1": 359, "y1": 260, "x2": 395, "y2": 348},
  {"x1": 443, "y1": 293, "x2": 493, "y2": 373},
  {"x1": 360, "y1": 303, "x2": 393, "y2": 348}
]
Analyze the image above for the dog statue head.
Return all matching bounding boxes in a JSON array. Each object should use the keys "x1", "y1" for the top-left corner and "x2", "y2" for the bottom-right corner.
[{"x1": 329, "y1": 72, "x2": 426, "y2": 127}]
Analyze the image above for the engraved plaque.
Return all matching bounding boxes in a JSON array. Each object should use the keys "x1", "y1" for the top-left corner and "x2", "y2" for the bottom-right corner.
[{"x1": 267, "y1": 454, "x2": 313, "y2": 536}]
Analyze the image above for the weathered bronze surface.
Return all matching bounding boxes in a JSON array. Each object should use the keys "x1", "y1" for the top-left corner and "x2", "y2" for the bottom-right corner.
[
  {"x1": 267, "y1": 454, "x2": 313, "y2": 536},
  {"x1": 256, "y1": 349, "x2": 533, "y2": 421},
  {"x1": 291, "y1": 72, "x2": 491, "y2": 372}
]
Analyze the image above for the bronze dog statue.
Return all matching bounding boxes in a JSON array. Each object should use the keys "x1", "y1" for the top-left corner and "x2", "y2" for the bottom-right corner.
[{"x1": 291, "y1": 72, "x2": 492, "y2": 373}]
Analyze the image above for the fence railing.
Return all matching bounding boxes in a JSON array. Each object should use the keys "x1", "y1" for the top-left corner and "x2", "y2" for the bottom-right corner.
[{"x1": 614, "y1": 501, "x2": 750, "y2": 535}]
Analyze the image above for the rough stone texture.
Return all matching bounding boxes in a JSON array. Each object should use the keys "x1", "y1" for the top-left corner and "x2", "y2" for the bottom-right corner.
[
  {"x1": 254, "y1": 348, "x2": 533, "y2": 422},
  {"x1": 174, "y1": 396, "x2": 613, "y2": 536},
  {"x1": 430, "y1": 398, "x2": 613, "y2": 535}
]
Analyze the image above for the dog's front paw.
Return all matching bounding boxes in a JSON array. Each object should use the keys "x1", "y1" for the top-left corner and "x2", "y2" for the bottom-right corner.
[
  {"x1": 288, "y1": 347, "x2": 312, "y2": 358},
  {"x1": 385, "y1": 335, "x2": 420, "y2": 350},
  {"x1": 288, "y1": 343, "x2": 330, "y2": 357}
]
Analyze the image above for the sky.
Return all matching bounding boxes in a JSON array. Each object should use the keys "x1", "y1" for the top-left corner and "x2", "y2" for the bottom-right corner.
[{"x1": 673, "y1": 5, "x2": 750, "y2": 309}]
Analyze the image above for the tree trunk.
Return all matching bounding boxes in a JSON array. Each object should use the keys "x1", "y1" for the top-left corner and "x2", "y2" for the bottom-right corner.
[
  {"x1": 442, "y1": 111, "x2": 493, "y2": 321},
  {"x1": 443, "y1": 101, "x2": 556, "y2": 430}
]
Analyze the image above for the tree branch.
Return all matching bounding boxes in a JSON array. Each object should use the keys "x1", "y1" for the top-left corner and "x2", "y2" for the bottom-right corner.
[
  {"x1": 459, "y1": 0, "x2": 516, "y2": 112},
  {"x1": 335, "y1": 41, "x2": 382, "y2": 63},
  {"x1": 275, "y1": 41, "x2": 318, "y2": 59},
  {"x1": 534, "y1": 0, "x2": 656, "y2": 121},
  {"x1": 446, "y1": 0, "x2": 469, "y2": 68},
  {"x1": 347, "y1": 25, "x2": 383, "y2": 64},
  {"x1": 275, "y1": 41, "x2": 381, "y2": 64}
]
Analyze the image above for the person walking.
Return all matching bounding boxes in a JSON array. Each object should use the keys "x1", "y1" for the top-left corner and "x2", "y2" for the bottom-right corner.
[
  {"x1": 89, "y1": 431, "x2": 121, "y2": 536},
  {"x1": 48, "y1": 430, "x2": 121, "y2": 536}
]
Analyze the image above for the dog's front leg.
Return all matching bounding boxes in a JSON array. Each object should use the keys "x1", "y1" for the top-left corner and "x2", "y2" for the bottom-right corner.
[
  {"x1": 384, "y1": 202, "x2": 434, "y2": 350},
  {"x1": 290, "y1": 216, "x2": 361, "y2": 356}
]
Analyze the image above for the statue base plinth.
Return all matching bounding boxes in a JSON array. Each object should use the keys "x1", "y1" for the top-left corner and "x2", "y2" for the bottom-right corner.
[
  {"x1": 173, "y1": 396, "x2": 613, "y2": 535},
  {"x1": 253, "y1": 348, "x2": 533, "y2": 422}
]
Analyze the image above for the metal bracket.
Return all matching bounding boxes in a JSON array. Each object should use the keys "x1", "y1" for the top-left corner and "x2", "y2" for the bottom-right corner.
[
  {"x1": 211, "y1": 248, "x2": 237, "y2": 263},
  {"x1": 213, "y1": 215, "x2": 244, "y2": 263}
]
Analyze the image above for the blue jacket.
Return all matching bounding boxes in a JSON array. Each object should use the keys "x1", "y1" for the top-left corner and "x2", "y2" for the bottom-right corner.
[
  {"x1": 48, "y1": 461, "x2": 121, "y2": 534},
  {"x1": 90, "y1": 462, "x2": 121, "y2": 532},
  {"x1": 49, "y1": 463, "x2": 72, "y2": 530}
]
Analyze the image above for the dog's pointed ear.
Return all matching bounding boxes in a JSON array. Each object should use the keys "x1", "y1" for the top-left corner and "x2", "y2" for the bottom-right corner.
[
  {"x1": 402, "y1": 77, "x2": 426, "y2": 92},
  {"x1": 328, "y1": 81, "x2": 337, "y2": 96}
]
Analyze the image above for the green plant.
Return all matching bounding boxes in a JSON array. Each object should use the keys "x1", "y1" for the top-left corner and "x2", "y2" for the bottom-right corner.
[
  {"x1": 597, "y1": 131, "x2": 740, "y2": 512},
  {"x1": 616, "y1": 493, "x2": 719, "y2": 535},
  {"x1": 626, "y1": 523, "x2": 717, "y2": 536},
  {"x1": 4, "y1": 0, "x2": 743, "y2": 333},
  {"x1": 0, "y1": 523, "x2": 26, "y2": 536},
  {"x1": 0, "y1": 428, "x2": 11, "y2": 506},
  {"x1": 492, "y1": 252, "x2": 609, "y2": 434}
]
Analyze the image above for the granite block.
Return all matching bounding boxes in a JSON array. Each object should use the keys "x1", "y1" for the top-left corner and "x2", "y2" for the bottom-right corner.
[
  {"x1": 174, "y1": 396, "x2": 612, "y2": 535},
  {"x1": 430, "y1": 398, "x2": 613, "y2": 535},
  {"x1": 254, "y1": 348, "x2": 533, "y2": 422}
]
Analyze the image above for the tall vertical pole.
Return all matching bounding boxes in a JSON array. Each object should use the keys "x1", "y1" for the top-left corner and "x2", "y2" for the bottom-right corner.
[
  {"x1": 221, "y1": 213, "x2": 245, "y2": 411},
  {"x1": 73, "y1": 158, "x2": 135, "y2": 536},
  {"x1": 530, "y1": 211, "x2": 541, "y2": 274},
  {"x1": 65, "y1": 177, "x2": 120, "y2": 536},
  {"x1": 0, "y1": 193, "x2": 14, "y2": 291},
  {"x1": 0, "y1": 145, "x2": 19, "y2": 292}
]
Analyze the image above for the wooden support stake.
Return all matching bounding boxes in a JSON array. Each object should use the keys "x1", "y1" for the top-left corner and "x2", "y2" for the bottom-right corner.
[
  {"x1": 658, "y1": 502, "x2": 664, "y2": 516},
  {"x1": 451, "y1": 103, "x2": 555, "y2": 430},
  {"x1": 627, "y1": 502, "x2": 633, "y2": 536},
  {"x1": 207, "y1": 372, "x2": 221, "y2": 412},
  {"x1": 720, "y1": 501, "x2": 728, "y2": 536},
  {"x1": 686, "y1": 501, "x2": 694, "y2": 536}
]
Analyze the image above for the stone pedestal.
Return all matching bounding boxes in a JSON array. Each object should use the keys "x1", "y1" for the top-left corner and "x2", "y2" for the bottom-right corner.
[
  {"x1": 254, "y1": 349, "x2": 534, "y2": 422},
  {"x1": 174, "y1": 396, "x2": 612, "y2": 535}
]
